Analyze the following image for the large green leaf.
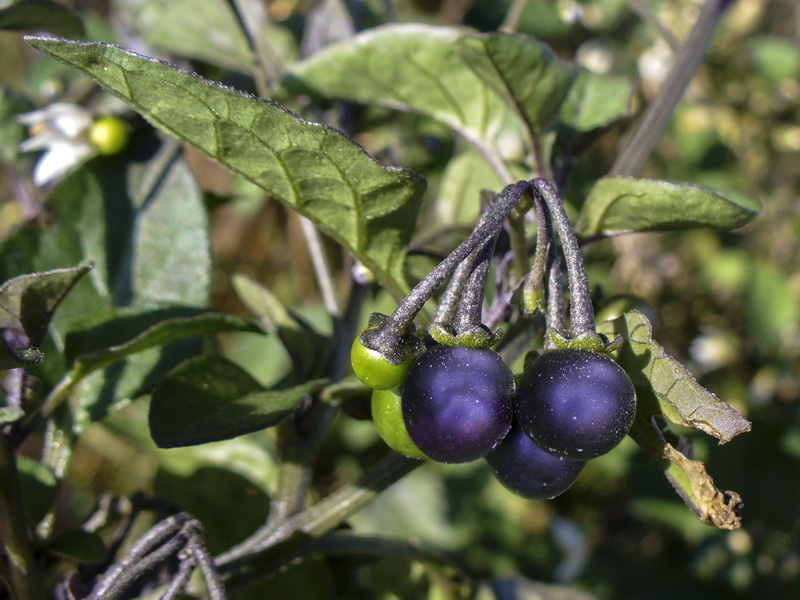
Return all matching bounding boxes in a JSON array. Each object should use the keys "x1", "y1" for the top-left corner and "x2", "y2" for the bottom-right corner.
[
  {"x1": 0, "y1": 264, "x2": 91, "y2": 369},
  {"x1": 279, "y1": 24, "x2": 519, "y2": 152},
  {"x1": 598, "y1": 310, "x2": 751, "y2": 444},
  {"x1": 576, "y1": 177, "x2": 762, "y2": 237},
  {"x1": 149, "y1": 355, "x2": 329, "y2": 448},
  {"x1": 26, "y1": 36, "x2": 426, "y2": 298},
  {"x1": 456, "y1": 32, "x2": 577, "y2": 134}
]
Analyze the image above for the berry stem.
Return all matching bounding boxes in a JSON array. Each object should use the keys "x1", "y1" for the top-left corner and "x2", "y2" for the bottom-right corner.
[
  {"x1": 522, "y1": 191, "x2": 552, "y2": 317},
  {"x1": 544, "y1": 236, "x2": 567, "y2": 349},
  {"x1": 363, "y1": 181, "x2": 530, "y2": 361},
  {"x1": 530, "y1": 178, "x2": 597, "y2": 340},
  {"x1": 453, "y1": 232, "x2": 499, "y2": 336}
]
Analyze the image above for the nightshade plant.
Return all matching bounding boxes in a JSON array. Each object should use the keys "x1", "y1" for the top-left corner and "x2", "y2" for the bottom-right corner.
[{"x1": 0, "y1": 1, "x2": 765, "y2": 599}]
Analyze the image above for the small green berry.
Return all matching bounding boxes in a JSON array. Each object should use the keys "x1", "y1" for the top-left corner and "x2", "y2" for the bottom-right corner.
[
  {"x1": 371, "y1": 388, "x2": 427, "y2": 460},
  {"x1": 89, "y1": 116, "x2": 129, "y2": 155},
  {"x1": 351, "y1": 337, "x2": 414, "y2": 390}
]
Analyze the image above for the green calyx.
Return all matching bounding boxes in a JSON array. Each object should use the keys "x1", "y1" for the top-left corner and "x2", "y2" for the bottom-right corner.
[{"x1": 428, "y1": 322, "x2": 502, "y2": 349}]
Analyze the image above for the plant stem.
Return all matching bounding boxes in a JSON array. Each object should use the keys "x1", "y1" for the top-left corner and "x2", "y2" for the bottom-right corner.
[
  {"x1": 453, "y1": 234, "x2": 498, "y2": 335},
  {"x1": 361, "y1": 181, "x2": 528, "y2": 364},
  {"x1": 530, "y1": 179, "x2": 595, "y2": 340},
  {"x1": 507, "y1": 209, "x2": 529, "y2": 283},
  {"x1": 216, "y1": 452, "x2": 420, "y2": 573},
  {"x1": 299, "y1": 215, "x2": 342, "y2": 318},
  {"x1": 229, "y1": 0, "x2": 275, "y2": 96},
  {"x1": 610, "y1": 0, "x2": 731, "y2": 177},
  {"x1": 376, "y1": 181, "x2": 528, "y2": 335},
  {"x1": 544, "y1": 237, "x2": 567, "y2": 349},
  {"x1": 501, "y1": 0, "x2": 530, "y2": 32},
  {"x1": 522, "y1": 192, "x2": 551, "y2": 316},
  {"x1": 0, "y1": 438, "x2": 44, "y2": 600}
]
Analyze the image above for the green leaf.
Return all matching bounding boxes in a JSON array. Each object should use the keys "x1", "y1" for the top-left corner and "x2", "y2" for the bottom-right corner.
[
  {"x1": 456, "y1": 32, "x2": 577, "y2": 133},
  {"x1": 149, "y1": 355, "x2": 329, "y2": 448},
  {"x1": 0, "y1": 264, "x2": 92, "y2": 345},
  {"x1": 17, "y1": 455, "x2": 58, "y2": 526},
  {"x1": 279, "y1": 24, "x2": 518, "y2": 151},
  {"x1": 26, "y1": 36, "x2": 426, "y2": 299},
  {"x1": 0, "y1": 264, "x2": 91, "y2": 369},
  {"x1": 0, "y1": 0, "x2": 84, "y2": 37},
  {"x1": 559, "y1": 69, "x2": 633, "y2": 133},
  {"x1": 231, "y1": 273, "x2": 328, "y2": 378},
  {"x1": 576, "y1": 177, "x2": 762, "y2": 237},
  {"x1": 119, "y1": 0, "x2": 253, "y2": 73},
  {"x1": 61, "y1": 307, "x2": 259, "y2": 433},
  {"x1": 597, "y1": 310, "x2": 751, "y2": 444},
  {"x1": 65, "y1": 306, "x2": 260, "y2": 374}
]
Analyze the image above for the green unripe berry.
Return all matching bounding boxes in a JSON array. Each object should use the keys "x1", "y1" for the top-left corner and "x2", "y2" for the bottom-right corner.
[
  {"x1": 351, "y1": 337, "x2": 414, "y2": 390},
  {"x1": 89, "y1": 116, "x2": 129, "y2": 155},
  {"x1": 371, "y1": 388, "x2": 427, "y2": 460}
]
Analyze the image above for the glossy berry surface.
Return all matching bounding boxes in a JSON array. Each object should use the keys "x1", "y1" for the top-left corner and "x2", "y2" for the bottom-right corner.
[
  {"x1": 371, "y1": 388, "x2": 427, "y2": 460},
  {"x1": 351, "y1": 338, "x2": 414, "y2": 390},
  {"x1": 516, "y1": 348, "x2": 636, "y2": 460},
  {"x1": 402, "y1": 345, "x2": 514, "y2": 464},
  {"x1": 485, "y1": 423, "x2": 585, "y2": 499}
]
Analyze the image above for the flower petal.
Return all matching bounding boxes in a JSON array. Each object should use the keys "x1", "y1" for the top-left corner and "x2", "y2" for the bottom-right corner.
[{"x1": 32, "y1": 141, "x2": 95, "y2": 186}]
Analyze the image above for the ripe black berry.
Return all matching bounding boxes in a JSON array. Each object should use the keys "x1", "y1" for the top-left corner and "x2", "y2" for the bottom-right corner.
[
  {"x1": 516, "y1": 348, "x2": 636, "y2": 460},
  {"x1": 485, "y1": 423, "x2": 585, "y2": 499},
  {"x1": 402, "y1": 345, "x2": 514, "y2": 464}
]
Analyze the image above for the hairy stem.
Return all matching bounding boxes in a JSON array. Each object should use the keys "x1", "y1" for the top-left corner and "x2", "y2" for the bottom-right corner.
[
  {"x1": 453, "y1": 234, "x2": 498, "y2": 335},
  {"x1": 611, "y1": 0, "x2": 731, "y2": 176},
  {"x1": 530, "y1": 179, "x2": 595, "y2": 339},
  {"x1": 387, "y1": 182, "x2": 528, "y2": 332}
]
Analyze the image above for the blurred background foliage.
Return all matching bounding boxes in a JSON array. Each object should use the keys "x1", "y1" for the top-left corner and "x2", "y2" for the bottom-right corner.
[{"x1": 1, "y1": 0, "x2": 799, "y2": 598}]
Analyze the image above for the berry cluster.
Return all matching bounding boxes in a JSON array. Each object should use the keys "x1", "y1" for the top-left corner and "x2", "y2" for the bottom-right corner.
[{"x1": 351, "y1": 179, "x2": 638, "y2": 500}]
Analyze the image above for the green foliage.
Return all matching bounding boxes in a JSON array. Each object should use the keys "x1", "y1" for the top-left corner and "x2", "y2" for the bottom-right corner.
[
  {"x1": 149, "y1": 355, "x2": 328, "y2": 448},
  {"x1": 577, "y1": 177, "x2": 761, "y2": 237},
  {"x1": 0, "y1": 264, "x2": 90, "y2": 369},
  {"x1": 456, "y1": 32, "x2": 578, "y2": 134},
  {"x1": 280, "y1": 24, "x2": 521, "y2": 149},
  {"x1": 0, "y1": 1, "x2": 796, "y2": 599},
  {"x1": 26, "y1": 35, "x2": 426, "y2": 299},
  {"x1": 599, "y1": 311, "x2": 751, "y2": 444}
]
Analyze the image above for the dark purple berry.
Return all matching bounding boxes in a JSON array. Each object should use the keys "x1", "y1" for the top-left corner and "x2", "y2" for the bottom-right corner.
[
  {"x1": 402, "y1": 345, "x2": 514, "y2": 464},
  {"x1": 485, "y1": 423, "x2": 585, "y2": 499},
  {"x1": 516, "y1": 348, "x2": 636, "y2": 460}
]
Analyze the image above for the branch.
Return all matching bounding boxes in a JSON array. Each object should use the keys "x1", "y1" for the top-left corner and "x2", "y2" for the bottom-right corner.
[{"x1": 610, "y1": 0, "x2": 731, "y2": 177}]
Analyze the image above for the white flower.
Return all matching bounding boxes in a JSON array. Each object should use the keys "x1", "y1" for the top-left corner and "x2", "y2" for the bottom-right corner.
[{"x1": 17, "y1": 103, "x2": 96, "y2": 186}]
